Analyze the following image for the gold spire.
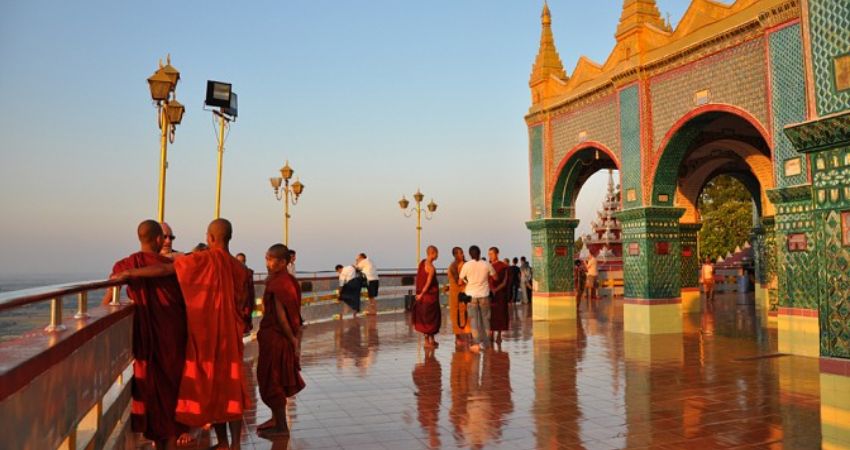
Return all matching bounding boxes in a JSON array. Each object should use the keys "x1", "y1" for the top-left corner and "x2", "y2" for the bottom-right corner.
[
  {"x1": 616, "y1": 0, "x2": 669, "y2": 37},
  {"x1": 530, "y1": 1, "x2": 567, "y2": 87}
]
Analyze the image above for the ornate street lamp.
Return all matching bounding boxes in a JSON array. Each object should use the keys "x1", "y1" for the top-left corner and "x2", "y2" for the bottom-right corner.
[
  {"x1": 398, "y1": 189, "x2": 438, "y2": 264},
  {"x1": 270, "y1": 161, "x2": 305, "y2": 246},
  {"x1": 147, "y1": 54, "x2": 182, "y2": 223}
]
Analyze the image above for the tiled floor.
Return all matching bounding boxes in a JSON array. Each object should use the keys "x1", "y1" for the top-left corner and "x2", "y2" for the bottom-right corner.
[{"x1": 143, "y1": 294, "x2": 827, "y2": 449}]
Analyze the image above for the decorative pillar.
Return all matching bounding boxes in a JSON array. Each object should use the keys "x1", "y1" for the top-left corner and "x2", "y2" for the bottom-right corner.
[
  {"x1": 616, "y1": 207, "x2": 685, "y2": 335},
  {"x1": 526, "y1": 218, "x2": 579, "y2": 321},
  {"x1": 679, "y1": 223, "x2": 701, "y2": 313}
]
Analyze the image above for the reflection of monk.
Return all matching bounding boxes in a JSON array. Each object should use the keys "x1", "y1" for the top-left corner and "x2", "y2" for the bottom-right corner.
[
  {"x1": 413, "y1": 349, "x2": 442, "y2": 449},
  {"x1": 449, "y1": 350, "x2": 478, "y2": 444},
  {"x1": 117, "y1": 219, "x2": 252, "y2": 449},
  {"x1": 482, "y1": 350, "x2": 513, "y2": 439}
]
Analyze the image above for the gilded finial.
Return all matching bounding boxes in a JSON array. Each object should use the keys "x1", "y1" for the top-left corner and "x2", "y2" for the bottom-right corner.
[
  {"x1": 167, "y1": 53, "x2": 171, "y2": 65},
  {"x1": 542, "y1": 1, "x2": 551, "y2": 25}
]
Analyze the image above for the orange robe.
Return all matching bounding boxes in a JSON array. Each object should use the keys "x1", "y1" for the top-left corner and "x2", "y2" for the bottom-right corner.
[
  {"x1": 172, "y1": 248, "x2": 252, "y2": 427},
  {"x1": 257, "y1": 272, "x2": 306, "y2": 410}
]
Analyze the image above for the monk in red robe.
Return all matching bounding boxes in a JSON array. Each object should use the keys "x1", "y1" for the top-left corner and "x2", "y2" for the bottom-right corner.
[
  {"x1": 488, "y1": 247, "x2": 510, "y2": 345},
  {"x1": 108, "y1": 220, "x2": 187, "y2": 450},
  {"x1": 412, "y1": 245, "x2": 441, "y2": 348},
  {"x1": 256, "y1": 244, "x2": 306, "y2": 438},
  {"x1": 116, "y1": 219, "x2": 252, "y2": 450}
]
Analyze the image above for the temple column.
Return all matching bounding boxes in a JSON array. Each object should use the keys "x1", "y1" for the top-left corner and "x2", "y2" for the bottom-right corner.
[
  {"x1": 526, "y1": 218, "x2": 579, "y2": 322},
  {"x1": 750, "y1": 218, "x2": 776, "y2": 320},
  {"x1": 679, "y1": 223, "x2": 701, "y2": 313},
  {"x1": 616, "y1": 207, "x2": 686, "y2": 336}
]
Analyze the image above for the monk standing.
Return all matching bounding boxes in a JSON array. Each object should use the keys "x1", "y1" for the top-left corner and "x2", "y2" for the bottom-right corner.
[
  {"x1": 115, "y1": 219, "x2": 252, "y2": 450},
  {"x1": 447, "y1": 247, "x2": 470, "y2": 347},
  {"x1": 108, "y1": 220, "x2": 187, "y2": 450},
  {"x1": 413, "y1": 246, "x2": 441, "y2": 348},
  {"x1": 256, "y1": 244, "x2": 306, "y2": 438},
  {"x1": 488, "y1": 247, "x2": 510, "y2": 345}
]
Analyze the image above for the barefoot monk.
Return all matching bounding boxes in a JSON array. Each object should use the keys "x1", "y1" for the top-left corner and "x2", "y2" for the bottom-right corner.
[{"x1": 412, "y1": 245, "x2": 441, "y2": 348}]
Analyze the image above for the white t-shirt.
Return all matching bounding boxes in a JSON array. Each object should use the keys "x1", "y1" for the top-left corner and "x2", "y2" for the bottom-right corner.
[
  {"x1": 356, "y1": 258, "x2": 379, "y2": 281},
  {"x1": 339, "y1": 265, "x2": 357, "y2": 286},
  {"x1": 586, "y1": 256, "x2": 598, "y2": 277},
  {"x1": 287, "y1": 262, "x2": 296, "y2": 276},
  {"x1": 459, "y1": 259, "x2": 496, "y2": 298},
  {"x1": 702, "y1": 264, "x2": 714, "y2": 282}
]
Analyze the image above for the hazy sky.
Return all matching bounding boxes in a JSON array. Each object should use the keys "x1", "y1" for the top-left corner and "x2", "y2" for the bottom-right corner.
[{"x1": 0, "y1": 1, "x2": 689, "y2": 277}]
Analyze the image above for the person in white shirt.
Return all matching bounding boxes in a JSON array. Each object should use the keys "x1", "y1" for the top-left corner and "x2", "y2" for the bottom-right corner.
[
  {"x1": 287, "y1": 249, "x2": 297, "y2": 276},
  {"x1": 458, "y1": 245, "x2": 496, "y2": 352},
  {"x1": 585, "y1": 253, "x2": 599, "y2": 300},
  {"x1": 701, "y1": 257, "x2": 715, "y2": 302},
  {"x1": 355, "y1": 253, "x2": 379, "y2": 315},
  {"x1": 336, "y1": 264, "x2": 362, "y2": 318}
]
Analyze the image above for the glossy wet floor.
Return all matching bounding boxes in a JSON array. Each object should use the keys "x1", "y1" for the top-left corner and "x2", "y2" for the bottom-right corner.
[{"x1": 140, "y1": 294, "x2": 824, "y2": 449}]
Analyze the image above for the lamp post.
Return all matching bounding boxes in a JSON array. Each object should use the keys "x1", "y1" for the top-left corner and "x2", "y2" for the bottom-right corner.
[
  {"x1": 205, "y1": 81, "x2": 238, "y2": 218},
  {"x1": 146, "y1": 55, "x2": 184, "y2": 223},
  {"x1": 270, "y1": 161, "x2": 305, "y2": 246},
  {"x1": 398, "y1": 189, "x2": 438, "y2": 265}
]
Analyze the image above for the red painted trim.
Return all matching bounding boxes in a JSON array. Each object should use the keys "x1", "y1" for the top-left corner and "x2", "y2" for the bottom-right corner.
[
  {"x1": 0, "y1": 304, "x2": 135, "y2": 402},
  {"x1": 777, "y1": 307, "x2": 818, "y2": 318},
  {"x1": 764, "y1": 26, "x2": 776, "y2": 154},
  {"x1": 820, "y1": 357, "x2": 850, "y2": 377},
  {"x1": 764, "y1": 18, "x2": 801, "y2": 35},
  {"x1": 768, "y1": 311, "x2": 778, "y2": 317},
  {"x1": 623, "y1": 297, "x2": 682, "y2": 305},
  {"x1": 548, "y1": 141, "x2": 621, "y2": 200},
  {"x1": 654, "y1": 104, "x2": 772, "y2": 159},
  {"x1": 681, "y1": 287, "x2": 700, "y2": 292}
]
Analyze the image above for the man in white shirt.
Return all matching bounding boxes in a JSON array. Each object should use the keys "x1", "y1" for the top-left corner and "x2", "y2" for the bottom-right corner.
[
  {"x1": 355, "y1": 253, "x2": 379, "y2": 315},
  {"x1": 458, "y1": 245, "x2": 496, "y2": 352},
  {"x1": 585, "y1": 253, "x2": 599, "y2": 300},
  {"x1": 336, "y1": 264, "x2": 361, "y2": 318},
  {"x1": 287, "y1": 249, "x2": 297, "y2": 276}
]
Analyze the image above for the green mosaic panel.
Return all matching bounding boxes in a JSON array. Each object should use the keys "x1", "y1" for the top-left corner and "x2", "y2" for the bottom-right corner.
[
  {"x1": 530, "y1": 125, "x2": 545, "y2": 219},
  {"x1": 619, "y1": 86, "x2": 642, "y2": 208},
  {"x1": 617, "y1": 207, "x2": 685, "y2": 299},
  {"x1": 550, "y1": 95, "x2": 620, "y2": 182},
  {"x1": 772, "y1": 189, "x2": 819, "y2": 309},
  {"x1": 808, "y1": 0, "x2": 850, "y2": 116},
  {"x1": 817, "y1": 209, "x2": 850, "y2": 357},
  {"x1": 762, "y1": 218, "x2": 780, "y2": 313},
  {"x1": 527, "y1": 218, "x2": 579, "y2": 293},
  {"x1": 811, "y1": 146, "x2": 850, "y2": 209},
  {"x1": 769, "y1": 24, "x2": 809, "y2": 187},
  {"x1": 680, "y1": 224, "x2": 701, "y2": 288},
  {"x1": 652, "y1": 127, "x2": 701, "y2": 204}
]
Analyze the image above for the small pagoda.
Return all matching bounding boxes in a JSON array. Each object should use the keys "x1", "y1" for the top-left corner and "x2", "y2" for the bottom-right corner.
[{"x1": 579, "y1": 170, "x2": 624, "y2": 294}]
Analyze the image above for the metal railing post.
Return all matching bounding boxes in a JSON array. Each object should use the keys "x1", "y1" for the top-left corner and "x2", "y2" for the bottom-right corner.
[
  {"x1": 45, "y1": 297, "x2": 67, "y2": 332},
  {"x1": 109, "y1": 286, "x2": 121, "y2": 306},
  {"x1": 74, "y1": 291, "x2": 88, "y2": 319}
]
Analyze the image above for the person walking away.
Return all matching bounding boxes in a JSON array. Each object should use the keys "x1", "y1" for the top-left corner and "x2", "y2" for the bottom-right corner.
[
  {"x1": 510, "y1": 258, "x2": 521, "y2": 303},
  {"x1": 336, "y1": 264, "x2": 362, "y2": 318},
  {"x1": 355, "y1": 253, "x2": 380, "y2": 315},
  {"x1": 115, "y1": 219, "x2": 252, "y2": 450},
  {"x1": 447, "y1": 247, "x2": 470, "y2": 348},
  {"x1": 585, "y1": 252, "x2": 599, "y2": 300},
  {"x1": 489, "y1": 249, "x2": 511, "y2": 345},
  {"x1": 519, "y1": 257, "x2": 533, "y2": 304},
  {"x1": 413, "y1": 246, "x2": 441, "y2": 348},
  {"x1": 701, "y1": 257, "x2": 716, "y2": 303},
  {"x1": 574, "y1": 259, "x2": 587, "y2": 309},
  {"x1": 256, "y1": 244, "x2": 306, "y2": 438},
  {"x1": 459, "y1": 246, "x2": 496, "y2": 352}
]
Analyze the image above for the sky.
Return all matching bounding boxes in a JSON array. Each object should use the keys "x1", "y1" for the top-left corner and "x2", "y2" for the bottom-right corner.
[{"x1": 0, "y1": 1, "x2": 691, "y2": 277}]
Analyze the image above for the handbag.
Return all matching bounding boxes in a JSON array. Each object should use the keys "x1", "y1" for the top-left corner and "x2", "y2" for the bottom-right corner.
[{"x1": 458, "y1": 292, "x2": 472, "y2": 304}]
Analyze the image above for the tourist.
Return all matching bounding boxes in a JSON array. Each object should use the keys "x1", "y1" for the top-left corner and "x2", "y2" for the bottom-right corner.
[
  {"x1": 447, "y1": 247, "x2": 470, "y2": 347},
  {"x1": 336, "y1": 263, "x2": 362, "y2": 318},
  {"x1": 413, "y1": 245, "x2": 441, "y2": 348},
  {"x1": 459, "y1": 245, "x2": 496, "y2": 352},
  {"x1": 160, "y1": 222, "x2": 182, "y2": 259},
  {"x1": 585, "y1": 252, "x2": 598, "y2": 300},
  {"x1": 108, "y1": 220, "x2": 187, "y2": 450},
  {"x1": 355, "y1": 253, "x2": 379, "y2": 315},
  {"x1": 510, "y1": 257, "x2": 521, "y2": 303},
  {"x1": 702, "y1": 257, "x2": 716, "y2": 302},
  {"x1": 114, "y1": 219, "x2": 253, "y2": 450},
  {"x1": 288, "y1": 249, "x2": 297, "y2": 276},
  {"x1": 574, "y1": 259, "x2": 587, "y2": 309},
  {"x1": 519, "y1": 256, "x2": 533, "y2": 304},
  {"x1": 236, "y1": 252, "x2": 257, "y2": 334},
  {"x1": 256, "y1": 244, "x2": 306, "y2": 438},
  {"x1": 489, "y1": 249, "x2": 511, "y2": 345}
]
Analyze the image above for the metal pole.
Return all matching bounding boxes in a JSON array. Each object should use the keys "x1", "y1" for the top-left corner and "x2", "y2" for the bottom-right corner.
[
  {"x1": 284, "y1": 180, "x2": 290, "y2": 246},
  {"x1": 45, "y1": 297, "x2": 66, "y2": 332},
  {"x1": 157, "y1": 106, "x2": 169, "y2": 223},
  {"x1": 214, "y1": 112, "x2": 226, "y2": 219},
  {"x1": 110, "y1": 286, "x2": 121, "y2": 306},
  {"x1": 416, "y1": 201, "x2": 422, "y2": 265},
  {"x1": 74, "y1": 291, "x2": 88, "y2": 319}
]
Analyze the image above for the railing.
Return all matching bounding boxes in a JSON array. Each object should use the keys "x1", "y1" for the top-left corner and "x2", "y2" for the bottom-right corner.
[{"x1": 0, "y1": 268, "x2": 439, "y2": 449}]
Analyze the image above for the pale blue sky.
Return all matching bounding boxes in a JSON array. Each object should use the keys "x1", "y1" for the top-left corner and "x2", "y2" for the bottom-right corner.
[{"x1": 0, "y1": 1, "x2": 689, "y2": 276}]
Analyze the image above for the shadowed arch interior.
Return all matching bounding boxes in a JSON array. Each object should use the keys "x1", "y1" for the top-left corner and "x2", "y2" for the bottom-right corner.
[{"x1": 551, "y1": 146, "x2": 619, "y2": 218}]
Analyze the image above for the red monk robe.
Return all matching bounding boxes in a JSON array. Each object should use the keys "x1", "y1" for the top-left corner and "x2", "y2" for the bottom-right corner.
[
  {"x1": 173, "y1": 248, "x2": 252, "y2": 427},
  {"x1": 489, "y1": 260, "x2": 510, "y2": 331},
  {"x1": 412, "y1": 259, "x2": 441, "y2": 335},
  {"x1": 111, "y1": 252, "x2": 188, "y2": 442},
  {"x1": 257, "y1": 271, "x2": 306, "y2": 410}
]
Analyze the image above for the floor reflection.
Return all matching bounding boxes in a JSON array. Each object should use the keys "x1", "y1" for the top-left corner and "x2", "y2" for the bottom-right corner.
[{"x1": 136, "y1": 292, "x2": 830, "y2": 449}]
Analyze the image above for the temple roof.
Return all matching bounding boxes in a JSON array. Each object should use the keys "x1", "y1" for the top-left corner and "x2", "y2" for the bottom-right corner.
[{"x1": 529, "y1": 2, "x2": 568, "y2": 87}]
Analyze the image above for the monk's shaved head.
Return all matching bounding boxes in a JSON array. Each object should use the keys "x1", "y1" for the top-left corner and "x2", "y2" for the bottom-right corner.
[
  {"x1": 267, "y1": 244, "x2": 290, "y2": 261},
  {"x1": 265, "y1": 243, "x2": 290, "y2": 273},
  {"x1": 208, "y1": 218, "x2": 233, "y2": 242},
  {"x1": 137, "y1": 220, "x2": 163, "y2": 244}
]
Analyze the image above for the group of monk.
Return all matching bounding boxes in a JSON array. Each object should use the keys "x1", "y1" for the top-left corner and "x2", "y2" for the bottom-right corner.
[
  {"x1": 107, "y1": 218, "x2": 305, "y2": 449},
  {"x1": 412, "y1": 245, "x2": 516, "y2": 352}
]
